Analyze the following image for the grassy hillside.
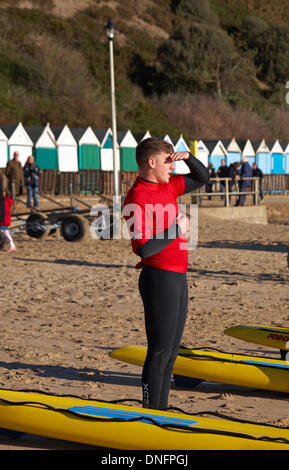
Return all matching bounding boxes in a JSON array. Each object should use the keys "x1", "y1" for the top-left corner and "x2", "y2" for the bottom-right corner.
[{"x1": 0, "y1": 0, "x2": 289, "y2": 141}]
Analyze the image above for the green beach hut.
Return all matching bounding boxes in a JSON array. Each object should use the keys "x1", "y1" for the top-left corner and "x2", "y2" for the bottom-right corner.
[
  {"x1": 70, "y1": 127, "x2": 101, "y2": 170},
  {"x1": 25, "y1": 124, "x2": 58, "y2": 170},
  {"x1": 118, "y1": 130, "x2": 138, "y2": 171}
]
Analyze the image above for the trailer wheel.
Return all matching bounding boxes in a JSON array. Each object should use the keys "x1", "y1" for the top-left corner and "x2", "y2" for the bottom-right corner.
[
  {"x1": 60, "y1": 215, "x2": 89, "y2": 242},
  {"x1": 26, "y1": 213, "x2": 49, "y2": 239}
]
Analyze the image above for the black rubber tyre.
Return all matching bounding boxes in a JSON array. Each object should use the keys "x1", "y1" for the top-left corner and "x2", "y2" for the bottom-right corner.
[
  {"x1": 26, "y1": 213, "x2": 49, "y2": 239},
  {"x1": 60, "y1": 215, "x2": 89, "y2": 242}
]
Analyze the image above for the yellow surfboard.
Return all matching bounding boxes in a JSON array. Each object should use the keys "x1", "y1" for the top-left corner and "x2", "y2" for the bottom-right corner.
[
  {"x1": 224, "y1": 325, "x2": 289, "y2": 358},
  {"x1": 109, "y1": 345, "x2": 289, "y2": 394},
  {"x1": 0, "y1": 388, "x2": 289, "y2": 450}
]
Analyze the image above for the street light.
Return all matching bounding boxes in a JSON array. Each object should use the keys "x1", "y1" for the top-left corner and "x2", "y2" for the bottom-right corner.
[{"x1": 105, "y1": 18, "x2": 120, "y2": 213}]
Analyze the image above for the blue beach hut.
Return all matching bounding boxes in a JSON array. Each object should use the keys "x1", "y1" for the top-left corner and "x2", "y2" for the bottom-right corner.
[
  {"x1": 281, "y1": 142, "x2": 289, "y2": 174},
  {"x1": 268, "y1": 140, "x2": 284, "y2": 174},
  {"x1": 172, "y1": 134, "x2": 190, "y2": 174},
  {"x1": 252, "y1": 140, "x2": 271, "y2": 174},
  {"x1": 205, "y1": 140, "x2": 227, "y2": 172}
]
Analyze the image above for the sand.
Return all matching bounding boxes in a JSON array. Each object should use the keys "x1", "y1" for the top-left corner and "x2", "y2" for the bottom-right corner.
[{"x1": 0, "y1": 195, "x2": 289, "y2": 450}]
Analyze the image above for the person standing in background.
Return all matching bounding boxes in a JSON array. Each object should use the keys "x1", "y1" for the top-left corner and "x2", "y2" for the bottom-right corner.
[
  {"x1": 23, "y1": 155, "x2": 41, "y2": 209},
  {"x1": 217, "y1": 159, "x2": 229, "y2": 199},
  {"x1": 236, "y1": 157, "x2": 253, "y2": 206},
  {"x1": 5, "y1": 151, "x2": 24, "y2": 196},
  {"x1": 252, "y1": 162, "x2": 264, "y2": 203},
  {"x1": 0, "y1": 188, "x2": 16, "y2": 252}
]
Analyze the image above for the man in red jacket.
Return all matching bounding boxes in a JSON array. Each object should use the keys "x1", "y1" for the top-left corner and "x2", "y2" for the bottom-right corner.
[{"x1": 123, "y1": 137, "x2": 209, "y2": 410}]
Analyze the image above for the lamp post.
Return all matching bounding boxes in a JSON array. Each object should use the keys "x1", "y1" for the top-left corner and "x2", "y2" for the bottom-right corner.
[{"x1": 105, "y1": 18, "x2": 120, "y2": 218}]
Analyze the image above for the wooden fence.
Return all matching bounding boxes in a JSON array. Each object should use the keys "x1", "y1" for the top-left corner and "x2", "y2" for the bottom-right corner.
[{"x1": 1, "y1": 169, "x2": 289, "y2": 196}]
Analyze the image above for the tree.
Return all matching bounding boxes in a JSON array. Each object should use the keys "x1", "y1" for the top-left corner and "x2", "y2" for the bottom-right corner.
[
  {"x1": 253, "y1": 25, "x2": 289, "y2": 86},
  {"x1": 156, "y1": 22, "x2": 249, "y2": 98},
  {"x1": 172, "y1": 0, "x2": 219, "y2": 26}
]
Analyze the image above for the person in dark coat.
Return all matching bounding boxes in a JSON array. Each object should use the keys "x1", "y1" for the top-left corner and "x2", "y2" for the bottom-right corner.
[
  {"x1": 236, "y1": 157, "x2": 253, "y2": 206},
  {"x1": 227, "y1": 162, "x2": 240, "y2": 204},
  {"x1": 206, "y1": 163, "x2": 216, "y2": 200},
  {"x1": 217, "y1": 159, "x2": 229, "y2": 198},
  {"x1": 252, "y1": 162, "x2": 264, "y2": 202},
  {"x1": 5, "y1": 151, "x2": 24, "y2": 196},
  {"x1": 23, "y1": 155, "x2": 41, "y2": 208}
]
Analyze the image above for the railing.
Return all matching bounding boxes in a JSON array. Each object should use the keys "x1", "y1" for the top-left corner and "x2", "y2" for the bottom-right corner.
[
  {"x1": 196, "y1": 177, "x2": 261, "y2": 207},
  {"x1": 1, "y1": 168, "x2": 289, "y2": 202}
]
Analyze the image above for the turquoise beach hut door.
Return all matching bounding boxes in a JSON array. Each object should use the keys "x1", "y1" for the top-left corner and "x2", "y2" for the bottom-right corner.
[
  {"x1": 270, "y1": 141, "x2": 284, "y2": 174},
  {"x1": 26, "y1": 124, "x2": 58, "y2": 170}
]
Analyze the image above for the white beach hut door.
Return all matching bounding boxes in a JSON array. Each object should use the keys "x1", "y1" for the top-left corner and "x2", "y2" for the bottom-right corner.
[
  {"x1": 58, "y1": 145, "x2": 78, "y2": 172},
  {"x1": 0, "y1": 141, "x2": 8, "y2": 168},
  {"x1": 101, "y1": 148, "x2": 120, "y2": 171}
]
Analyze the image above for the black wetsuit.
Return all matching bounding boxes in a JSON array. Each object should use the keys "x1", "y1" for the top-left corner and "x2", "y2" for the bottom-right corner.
[{"x1": 133, "y1": 155, "x2": 209, "y2": 409}]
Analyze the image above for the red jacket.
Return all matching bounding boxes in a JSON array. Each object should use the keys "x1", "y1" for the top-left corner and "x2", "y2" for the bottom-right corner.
[{"x1": 0, "y1": 196, "x2": 13, "y2": 226}]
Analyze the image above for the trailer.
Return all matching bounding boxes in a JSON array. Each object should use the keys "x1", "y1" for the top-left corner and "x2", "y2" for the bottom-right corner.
[{"x1": 11, "y1": 185, "x2": 117, "y2": 242}]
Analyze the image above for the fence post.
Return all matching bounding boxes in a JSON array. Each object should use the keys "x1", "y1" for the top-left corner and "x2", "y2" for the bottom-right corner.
[{"x1": 225, "y1": 178, "x2": 229, "y2": 207}]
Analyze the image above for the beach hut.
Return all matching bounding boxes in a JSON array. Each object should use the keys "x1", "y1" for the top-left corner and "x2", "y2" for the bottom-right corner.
[
  {"x1": 237, "y1": 139, "x2": 255, "y2": 167},
  {"x1": 252, "y1": 140, "x2": 271, "y2": 174},
  {"x1": 222, "y1": 138, "x2": 242, "y2": 166},
  {"x1": 1, "y1": 123, "x2": 33, "y2": 166},
  {"x1": 281, "y1": 142, "x2": 289, "y2": 174},
  {"x1": 0, "y1": 128, "x2": 8, "y2": 168},
  {"x1": 268, "y1": 140, "x2": 284, "y2": 174},
  {"x1": 98, "y1": 128, "x2": 120, "y2": 172},
  {"x1": 70, "y1": 127, "x2": 101, "y2": 170},
  {"x1": 50, "y1": 125, "x2": 78, "y2": 172},
  {"x1": 118, "y1": 130, "x2": 138, "y2": 171},
  {"x1": 193, "y1": 140, "x2": 209, "y2": 168},
  {"x1": 25, "y1": 124, "x2": 58, "y2": 170},
  {"x1": 172, "y1": 134, "x2": 191, "y2": 174},
  {"x1": 205, "y1": 140, "x2": 228, "y2": 172}
]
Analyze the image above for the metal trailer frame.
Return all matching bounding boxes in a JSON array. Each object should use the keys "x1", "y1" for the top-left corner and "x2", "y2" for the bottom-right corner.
[{"x1": 10, "y1": 183, "x2": 116, "y2": 242}]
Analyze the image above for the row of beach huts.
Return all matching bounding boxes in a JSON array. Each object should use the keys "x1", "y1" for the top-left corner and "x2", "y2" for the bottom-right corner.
[{"x1": 0, "y1": 122, "x2": 288, "y2": 175}]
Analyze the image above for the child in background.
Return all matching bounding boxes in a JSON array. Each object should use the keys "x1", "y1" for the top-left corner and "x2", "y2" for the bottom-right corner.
[{"x1": 0, "y1": 189, "x2": 16, "y2": 252}]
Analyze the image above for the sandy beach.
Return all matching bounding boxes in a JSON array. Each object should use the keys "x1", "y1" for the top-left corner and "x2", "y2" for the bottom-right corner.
[{"x1": 0, "y1": 195, "x2": 289, "y2": 451}]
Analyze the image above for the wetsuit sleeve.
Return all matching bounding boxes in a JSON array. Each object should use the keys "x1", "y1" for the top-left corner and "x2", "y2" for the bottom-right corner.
[
  {"x1": 182, "y1": 153, "x2": 210, "y2": 194},
  {"x1": 136, "y1": 223, "x2": 182, "y2": 258}
]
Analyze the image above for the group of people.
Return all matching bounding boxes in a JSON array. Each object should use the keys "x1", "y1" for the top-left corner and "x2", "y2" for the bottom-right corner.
[
  {"x1": 206, "y1": 158, "x2": 264, "y2": 206},
  {"x1": 0, "y1": 151, "x2": 41, "y2": 253},
  {"x1": 5, "y1": 151, "x2": 41, "y2": 208}
]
